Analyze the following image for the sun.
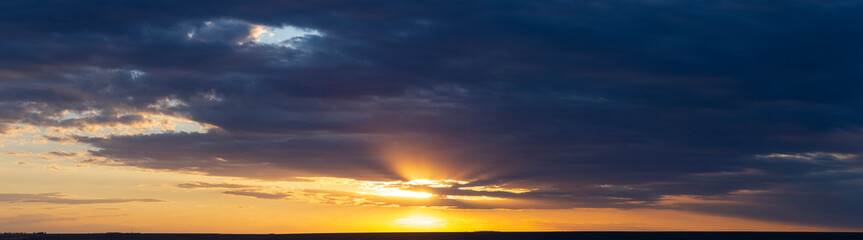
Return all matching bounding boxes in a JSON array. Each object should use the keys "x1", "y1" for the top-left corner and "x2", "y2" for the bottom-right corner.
[{"x1": 391, "y1": 214, "x2": 447, "y2": 230}]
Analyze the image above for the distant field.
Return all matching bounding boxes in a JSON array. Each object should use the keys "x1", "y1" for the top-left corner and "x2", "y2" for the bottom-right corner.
[{"x1": 3, "y1": 232, "x2": 863, "y2": 240}]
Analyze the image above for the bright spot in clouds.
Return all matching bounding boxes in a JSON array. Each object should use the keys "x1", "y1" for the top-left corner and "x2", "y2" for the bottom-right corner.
[
  {"x1": 255, "y1": 25, "x2": 321, "y2": 44},
  {"x1": 364, "y1": 188, "x2": 434, "y2": 198},
  {"x1": 445, "y1": 195, "x2": 505, "y2": 201},
  {"x1": 404, "y1": 179, "x2": 468, "y2": 188},
  {"x1": 358, "y1": 182, "x2": 435, "y2": 198}
]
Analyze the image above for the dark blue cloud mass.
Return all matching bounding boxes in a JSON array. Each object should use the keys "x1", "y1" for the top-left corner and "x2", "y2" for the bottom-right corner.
[{"x1": 2, "y1": 0, "x2": 863, "y2": 228}]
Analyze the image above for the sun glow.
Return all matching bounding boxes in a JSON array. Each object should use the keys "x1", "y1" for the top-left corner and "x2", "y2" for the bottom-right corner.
[
  {"x1": 405, "y1": 179, "x2": 468, "y2": 188},
  {"x1": 366, "y1": 188, "x2": 434, "y2": 198},
  {"x1": 378, "y1": 142, "x2": 456, "y2": 180},
  {"x1": 445, "y1": 195, "x2": 505, "y2": 201},
  {"x1": 391, "y1": 214, "x2": 447, "y2": 229}
]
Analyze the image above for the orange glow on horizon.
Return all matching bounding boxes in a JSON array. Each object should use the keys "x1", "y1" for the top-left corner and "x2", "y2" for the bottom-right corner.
[
  {"x1": 390, "y1": 213, "x2": 448, "y2": 230},
  {"x1": 2, "y1": 131, "x2": 857, "y2": 233}
]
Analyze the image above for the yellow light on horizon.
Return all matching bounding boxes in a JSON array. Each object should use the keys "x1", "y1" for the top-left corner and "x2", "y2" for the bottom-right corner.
[{"x1": 391, "y1": 214, "x2": 447, "y2": 229}]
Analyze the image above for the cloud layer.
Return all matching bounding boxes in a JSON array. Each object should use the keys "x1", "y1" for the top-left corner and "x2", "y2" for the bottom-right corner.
[
  {"x1": 2, "y1": 0, "x2": 863, "y2": 228},
  {"x1": 0, "y1": 193, "x2": 163, "y2": 205}
]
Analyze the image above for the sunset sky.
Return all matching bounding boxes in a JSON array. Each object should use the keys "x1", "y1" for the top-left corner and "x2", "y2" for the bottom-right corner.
[{"x1": 2, "y1": 0, "x2": 863, "y2": 233}]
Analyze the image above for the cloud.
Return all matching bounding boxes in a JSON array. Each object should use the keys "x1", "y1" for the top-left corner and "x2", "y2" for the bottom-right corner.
[
  {"x1": 1, "y1": 0, "x2": 863, "y2": 228},
  {"x1": 662, "y1": 185, "x2": 863, "y2": 229},
  {"x1": 0, "y1": 193, "x2": 164, "y2": 204},
  {"x1": 78, "y1": 131, "x2": 394, "y2": 180},
  {"x1": 755, "y1": 152, "x2": 859, "y2": 164},
  {"x1": 222, "y1": 189, "x2": 292, "y2": 200},
  {"x1": 42, "y1": 135, "x2": 78, "y2": 143},
  {"x1": 46, "y1": 151, "x2": 80, "y2": 157},
  {"x1": 176, "y1": 182, "x2": 251, "y2": 189},
  {"x1": 0, "y1": 214, "x2": 77, "y2": 226},
  {"x1": 45, "y1": 164, "x2": 74, "y2": 172}
]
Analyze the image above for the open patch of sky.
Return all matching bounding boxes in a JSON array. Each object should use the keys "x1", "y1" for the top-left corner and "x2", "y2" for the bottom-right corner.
[{"x1": 257, "y1": 25, "x2": 322, "y2": 45}]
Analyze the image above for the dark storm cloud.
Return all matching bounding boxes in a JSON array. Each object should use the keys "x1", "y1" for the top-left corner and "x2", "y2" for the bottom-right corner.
[
  {"x1": 76, "y1": 130, "x2": 395, "y2": 180},
  {"x1": 675, "y1": 182, "x2": 863, "y2": 229},
  {"x1": 2, "y1": 0, "x2": 863, "y2": 228}
]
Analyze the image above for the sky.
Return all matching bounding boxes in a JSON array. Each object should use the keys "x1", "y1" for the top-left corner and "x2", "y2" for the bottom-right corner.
[{"x1": 1, "y1": 0, "x2": 863, "y2": 233}]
